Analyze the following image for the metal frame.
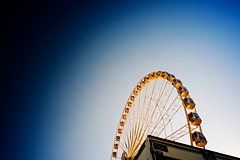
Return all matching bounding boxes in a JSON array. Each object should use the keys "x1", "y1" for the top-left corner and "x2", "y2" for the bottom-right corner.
[{"x1": 111, "y1": 71, "x2": 205, "y2": 160}]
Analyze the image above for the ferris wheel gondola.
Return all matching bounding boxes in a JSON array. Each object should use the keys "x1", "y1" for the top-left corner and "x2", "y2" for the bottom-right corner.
[{"x1": 111, "y1": 71, "x2": 207, "y2": 160}]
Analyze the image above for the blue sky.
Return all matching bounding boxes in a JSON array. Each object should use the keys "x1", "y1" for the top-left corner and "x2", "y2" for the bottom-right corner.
[{"x1": 3, "y1": 0, "x2": 240, "y2": 160}]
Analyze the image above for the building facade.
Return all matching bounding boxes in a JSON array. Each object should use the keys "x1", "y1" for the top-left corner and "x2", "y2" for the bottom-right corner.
[{"x1": 133, "y1": 135, "x2": 239, "y2": 160}]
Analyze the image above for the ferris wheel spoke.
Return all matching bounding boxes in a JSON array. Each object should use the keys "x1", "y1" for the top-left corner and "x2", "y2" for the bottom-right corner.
[
  {"x1": 129, "y1": 81, "x2": 155, "y2": 155},
  {"x1": 144, "y1": 79, "x2": 158, "y2": 133},
  {"x1": 129, "y1": 120, "x2": 139, "y2": 153},
  {"x1": 119, "y1": 142, "x2": 129, "y2": 155},
  {"x1": 121, "y1": 129, "x2": 130, "y2": 151},
  {"x1": 155, "y1": 81, "x2": 172, "y2": 119},
  {"x1": 159, "y1": 85, "x2": 175, "y2": 114},
  {"x1": 131, "y1": 137, "x2": 146, "y2": 157},
  {"x1": 147, "y1": 78, "x2": 167, "y2": 126},
  {"x1": 122, "y1": 114, "x2": 134, "y2": 152},
  {"x1": 149, "y1": 87, "x2": 178, "y2": 135},
  {"x1": 127, "y1": 104, "x2": 136, "y2": 149},
  {"x1": 142, "y1": 80, "x2": 170, "y2": 138},
  {"x1": 111, "y1": 71, "x2": 207, "y2": 160},
  {"x1": 166, "y1": 124, "x2": 198, "y2": 141},
  {"x1": 123, "y1": 119, "x2": 131, "y2": 146},
  {"x1": 129, "y1": 94, "x2": 146, "y2": 155},
  {"x1": 156, "y1": 103, "x2": 183, "y2": 137},
  {"x1": 148, "y1": 79, "x2": 169, "y2": 127},
  {"x1": 134, "y1": 91, "x2": 144, "y2": 139},
  {"x1": 129, "y1": 83, "x2": 149, "y2": 152}
]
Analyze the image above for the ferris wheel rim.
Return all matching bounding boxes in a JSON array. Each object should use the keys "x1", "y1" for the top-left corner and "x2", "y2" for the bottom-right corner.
[{"x1": 111, "y1": 71, "x2": 206, "y2": 160}]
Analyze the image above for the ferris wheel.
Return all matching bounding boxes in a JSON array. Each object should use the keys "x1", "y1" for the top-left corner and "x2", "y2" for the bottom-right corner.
[{"x1": 111, "y1": 71, "x2": 207, "y2": 160}]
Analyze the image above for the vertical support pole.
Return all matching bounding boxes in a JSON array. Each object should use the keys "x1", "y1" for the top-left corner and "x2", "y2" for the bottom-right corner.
[
  {"x1": 194, "y1": 108, "x2": 205, "y2": 149},
  {"x1": 180, "y1": 95, "x2": 193, "y2": 146}
]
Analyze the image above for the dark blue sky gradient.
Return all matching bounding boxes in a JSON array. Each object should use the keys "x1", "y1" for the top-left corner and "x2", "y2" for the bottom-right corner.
[
  {"x1": 3, "y1": 1, "x2": 135, "y2": 159},
  {"x1": 3, "y1": 1, "x2": 240, "y2": 160}
]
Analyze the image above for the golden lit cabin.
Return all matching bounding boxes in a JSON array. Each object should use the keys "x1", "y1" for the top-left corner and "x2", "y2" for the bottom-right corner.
[
  {"x1": 174, "y1": 79, "x2": 182, "y2": 88},
  {"x1": 137, "y1": 85, "x2": 142, "y2": 91},
  {"x1": 184, "y1": 97, "x2": 195, "y2": 109},
  {"x1": 125, "y1": 108, "x2": 129, "y2": 113},
  {"x1": 128, "y1": 102, "x2": 132, "y2": 107},
  {"x1": 156, "y1": 71, "x2": 163, "y2": 78},
  {"x1": 141, "y1": 80, "x2": 146, "y2": 87},
  {"x1": 114, "y1": 144, "x2": 119, "y2": 149},
  {"x1": 118, "y1": 128, "x2": 123, "y2": 134},
  {"x1": 188, "y1": 112, "x2": 202, "y2": 126},
  {"x1": 116, "y1": 136, "x2": 120, "y2": 141},
  {"x1": 169, "y1": 74, "x2": 175, "y2": 81},
  {"x1": 179, "y1": 86, "x2": 189, "y2": 97},
  {"x1": 154, "y1": 72, "x2": 158, "y2": 79},
  {"x1": 133, "y1": 90, "x2": 138, "y2": 96},
  {"x1": 192, "y1": 131, "x2": 207, "y2": 147},
  {"x1": 150, "y1": 72, "x2": 157, "y2": 79},
  {"x1": 122, "y1": 114, "x2": 127, "y2": 120},
  {"x1": 149, "y1": 73, "x2": 154, "y2": 80},
  {"x1": 163, "y1": 71, "x2": 169, "y2": 79},
  {"x1": 130, "y1": 96, "x2": 135, "y2": 101},
  {"x1": 112, "y1": 152, "x2": 117, "y2": 157},
  {"x1": 120, "y1": 121, "x2": 124, "y2": 126},
  {"x1": 144, "y1": 76, "x2": 150, "y2": 83},
  {"x1": 150, "y1": 73, "x2": 154, "y2": 80}
]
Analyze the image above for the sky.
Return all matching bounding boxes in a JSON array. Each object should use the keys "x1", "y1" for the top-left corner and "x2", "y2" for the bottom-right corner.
[{"x1": 3, "y1": 0, "x2": 240, "y2": 160}]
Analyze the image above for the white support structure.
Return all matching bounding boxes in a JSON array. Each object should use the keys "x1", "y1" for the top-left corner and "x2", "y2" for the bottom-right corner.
[{"x1": 134, "y1": 135, "x2": 239, "y2": 160}]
